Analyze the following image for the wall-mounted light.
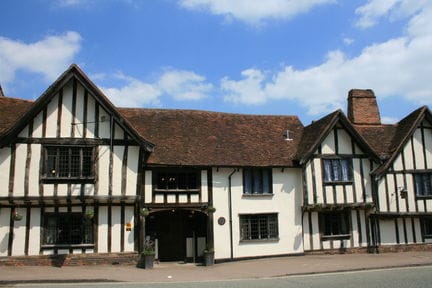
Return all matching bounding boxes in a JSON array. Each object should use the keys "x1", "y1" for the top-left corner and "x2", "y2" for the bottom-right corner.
[{"x1": 398, "y1": 187, "x2": 408, "y2": 199}]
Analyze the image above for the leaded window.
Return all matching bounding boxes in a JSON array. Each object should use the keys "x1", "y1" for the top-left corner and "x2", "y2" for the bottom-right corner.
[
  {"x1": 320, "y1": 211, "x2": 350, "y2": 238},
  {"x1": 43, "y1": 212, "x2": 93, "y2": 245},
  {"x1": 154, "y1": 170, "x2": 200, "y2": 192},
  {"x1": 240, "y1": 214, "x2": 278, "y2": 241},
  {"x1": 243, "y1": 168, "x2": 272, "y2": 194},
  {"x1": 414, "y1": 173, "x2": 432, "y2": 197},
  {"x1": 44, "y1": 146, "x2": 93, "y2": 179},
  {"x1": 323, "y1": 158, "x2": 352, "y2": 183}
]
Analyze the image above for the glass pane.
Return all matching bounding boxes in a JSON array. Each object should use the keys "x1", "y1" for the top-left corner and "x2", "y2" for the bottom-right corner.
[
  {"x1": 82, "y1": 148, "x2": 93, "y2": 177},
  {"x1": 341, "y1": 160, "x2": 350, "y2": 181},
  {"x1": 262, "y1": 170, "x2": 271, "y2": 194},
  {"x1": 253, "y1": 169, "x2": 262, "y2": 194},
  {"x1": 46, "y1": 148, "x2": 57, "y2": 177},
  {"x1": 70, "y1": 148, "x2": 80, "y2": 177},
  {"x1": 324, "y1": 160, "x2": 332, "y2": 182},
  {"x1": 244, "y1": 169, "x2": 252, "y2": 194}
]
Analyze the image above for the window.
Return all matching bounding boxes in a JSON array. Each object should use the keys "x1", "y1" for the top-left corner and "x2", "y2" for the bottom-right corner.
[
  {"x1": 414, "y1": 173, "x2": 432, "y2": 197},
  {"x1": 320, "y1": 211, "x2": 350, "y2": 239},
  {"x1": 154, "y1": 170, "x2": 200, "y2": 192},
  {"x1": 243, "y1": 168, "x2": 272, "y2": 194},
  {"x1": 240, "y1": 214, "x2": 278, "y2": 241},
  {"x1": 44, "y1": 146, "x2": 93, "y2": 179},
  {"x1": 323, "y1": 158, "x2": 352, "y2": 183},
  {"x1": 422, "y1": 217, "x2": 432, "y2": 238},
  {"x1": 43, "y1": 213, "x2": 93, "y2": 246}
]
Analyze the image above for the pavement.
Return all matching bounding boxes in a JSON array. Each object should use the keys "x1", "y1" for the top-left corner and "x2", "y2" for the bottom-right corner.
[{"x1": 1, "y1": 251, "x2": 432, "y2": 285}]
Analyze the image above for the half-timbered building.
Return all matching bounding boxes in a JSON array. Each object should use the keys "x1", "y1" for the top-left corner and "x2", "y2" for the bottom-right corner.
[{"x1": 0, "y1": 65, "x2": 431, "y2": 265}]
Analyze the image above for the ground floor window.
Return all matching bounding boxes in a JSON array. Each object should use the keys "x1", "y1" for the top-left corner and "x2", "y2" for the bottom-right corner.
[
  {"x1": 43, "y1": 212, "x2": 93, "y2": 245},
  {"x1": 320, "y1": 211, "x2": 350, "y2": 239},
  {"x1": 240, "y1": 213, "x2": 278, "y2": 241},
  {"x1": 422, "y1": 217, "x2": 432, "y2": 239}
]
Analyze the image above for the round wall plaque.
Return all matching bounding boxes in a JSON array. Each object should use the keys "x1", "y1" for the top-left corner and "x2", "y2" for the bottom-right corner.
[{"x1": 218, "y1": 217, "x2": 226, "y2": 225}]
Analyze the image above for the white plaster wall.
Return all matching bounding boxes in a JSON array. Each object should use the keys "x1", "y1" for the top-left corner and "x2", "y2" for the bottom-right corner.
[
  {"x1": 201, "y1": 170, "x2": 208, "y2": 203},
  {"x1": 144, "y1": 171, "x2": 152, "y2": 203},
  {"x1": 112, "y1": 146, "x2": 124, "y2": 196},
  {"x1": 124, "y1": 206, "x2": 135, "y2": 252},
  {"x1": 86, "y1": 95, "x2": 96, "y2": 138},
  {"x1": 60, "y1": 81, "x2": 73, "y2": 138},
  {"x1": 98, "y1": 206, "x2": 108, "y2": 253},
  {"x1": 74, "y1": 83, "x2": 85, "y2": 137},
  {"x1": 28, "y1": 144, "x2": 41, "y2": 197},
  {"x1": 321, "y1": 130, "x2": 335, "y2": 154},
  {"x1": 0, "y1": 208, "x2": 11, "y2": 256},
  {"x1": 425, "y1": 125, "x2": 432, "y2": 168},
  {"x1": 45, "y1": 94, "x2": 58, "y2": 137},
  {"x1": 313, "y1": 159, "x2": 323, "y2": 203},
  {"x1": 28, "y1": 208, "x2": 41, "y2": 255},
  {"x1": 413, "y1": 129, "x2": 425, "y2": 169},
  {"x1": 32, "y1": 111, "x2": 44, "y2": 137},
  {"x1": 114, "y1": 123, "x2": 124, "y2": 139},
  {"x1": 212, "y1": 168, "x2": 303, "y2": 260},
  {"x1": 98, "y1": 109, "x2": 110, "y2": 139},
  {"x1": 126, "y1": 146, "x2": 139, "y2": 196},
  {"x1": 98, "y1": 146, "x2": 110, "y2": 196},
  {"x1": 0, "y1": 148, "x2": 11, "y2": 197},
  {"x1": 305, "y1": 162, "x2": 313, "y2": 205},
  {"x1": 111, "y1": 206, "x2": 121, "y2": 252},
  {"x1": 12, "y1": 207, "x2": 27, "y2": 256},
  {"x1": 337, "y1": 129, "x2": 353, "y2": 154},
  {"x1": 13, "y1": 144, "x2": 26, "y2": 196}
]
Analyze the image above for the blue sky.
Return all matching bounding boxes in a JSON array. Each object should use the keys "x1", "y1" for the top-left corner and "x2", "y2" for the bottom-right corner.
[{"x1": 1, "y1": 0, "x2": 431, "y2": 125}]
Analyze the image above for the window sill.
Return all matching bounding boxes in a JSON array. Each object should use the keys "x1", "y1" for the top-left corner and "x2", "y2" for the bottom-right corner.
[
  {"x1": 416, "y1": 195, "x2": 432, "y2": 200},
  {"x1": 153, "y1": 189, "x2": 201, "y2": 193},
  {"x1": 239, "y1": 238, "x2": 279, "y2": 244},
  {"x1": 242, "y1": 193, "x2": 274, "y2": 198},
  {"x1": 321, "y1": 234, "x2": 351, "y2": 241},
  {"x1": 41, "y1": 244, "x2": 94, "y2": 249},
  {"x1": 324, "y1": 181, "x2": 353, "y2": 186},
  {"x1": 41, "y1": 177, "x2": 95, "y2": 184}
]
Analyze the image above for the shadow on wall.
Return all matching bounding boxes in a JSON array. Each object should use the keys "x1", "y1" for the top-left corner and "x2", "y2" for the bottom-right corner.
[{"x1": 0, "y1": 232, "x2": 9, "y2": 254}]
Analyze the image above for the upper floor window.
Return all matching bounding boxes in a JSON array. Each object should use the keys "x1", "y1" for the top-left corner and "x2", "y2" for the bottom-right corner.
[
  {"x1": 43, "y1": 212, "x2": 93, "y2": 246},
  {"x1": 154, "y1": 170, "x2": 200, "y2": 192},
  {"x1": 44, "y1": 146, "x2": 94, "y2": 180},
  {"x1": 320, "y1": 211, "x2": 350, "y2": 239},
  {"x1": 243, "y1": 168, "x2": 272, "y2": 194},
  {"x1": 240, "y1": 213, "x2": 278, "y2": 241},
  {"x1": 414, "y1": 173, "x2": 432, "y2": 197},
  {"x1": 323, "y1": 158, "x2": 352, "y2": 183}
]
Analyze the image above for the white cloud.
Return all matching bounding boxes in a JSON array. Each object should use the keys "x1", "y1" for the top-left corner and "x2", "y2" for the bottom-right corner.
[
  {"x1": 102, "y1": 74, "x2": 162, "y2": 108},
  {"x1": 222, "y1": 2, "x2": 432, "y2": 115},
  {"x1": 0, "y1": 31, "x2": 82, "y2": 84},
  {"x1": 179, "y1": 0, "x2": 336, "y2": 25},
  {"x1": 343, "y1": 38, "x2": 354, "y2": 45},
  {"x1": 101, "y1": 69, "x2": 212, "y2": 107},
  {"x1": 355, "y1": 0, "x2": 427, "y2": 28},
  {"x1": 158, "y1": 69, "x2": 213, "y2": 100}
]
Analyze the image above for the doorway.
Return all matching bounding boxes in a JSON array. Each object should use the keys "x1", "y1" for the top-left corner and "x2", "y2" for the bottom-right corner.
[{"x1": 146, "y1": 209, "x2": 207, "y2": 261}]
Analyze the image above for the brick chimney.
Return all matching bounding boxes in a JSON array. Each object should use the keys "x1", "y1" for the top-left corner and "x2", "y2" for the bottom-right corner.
[{"x1": 347, "y1": 89, "x2": 381, "y2": 125}]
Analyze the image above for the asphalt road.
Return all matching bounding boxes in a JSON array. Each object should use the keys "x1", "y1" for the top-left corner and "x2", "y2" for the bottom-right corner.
[{"x1": 6, "y1": 266, "x2": 432, "y2": 288}]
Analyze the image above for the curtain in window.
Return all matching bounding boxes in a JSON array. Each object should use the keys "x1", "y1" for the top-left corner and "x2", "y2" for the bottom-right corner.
[
  {"x1": 244, "y1": 169, "x2": 252, "y2": 194},
  {"x1": 324, "y1": 160, "x2": 332, "y2": 182},
  {"x1": 340, "y1": 160, "x2": 350, "y2": 181},
  {"x1": 262, "y1": 170, "x2": 270, "y2": 194}
]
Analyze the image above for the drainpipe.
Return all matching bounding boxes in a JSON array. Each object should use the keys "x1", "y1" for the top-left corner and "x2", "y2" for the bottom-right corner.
[{"x1": 228, "y1": 169, "x2": 237, "y2": 260}]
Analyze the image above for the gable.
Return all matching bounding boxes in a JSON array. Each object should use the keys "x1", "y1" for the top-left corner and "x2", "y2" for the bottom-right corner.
[
  {"x1": 0, "y1": 64, "x2": 154, "y2": 150},
  {"x1": 318, "y1": 124, "x2": 364, "y2": 156}
]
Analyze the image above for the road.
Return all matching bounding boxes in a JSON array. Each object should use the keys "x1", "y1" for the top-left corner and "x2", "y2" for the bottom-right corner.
[{"x1": 4, "y1": 266, "x2": 432, "y2": 288}]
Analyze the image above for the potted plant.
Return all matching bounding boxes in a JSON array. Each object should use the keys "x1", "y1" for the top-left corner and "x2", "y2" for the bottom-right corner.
[
  {"x1": 84, "y1": 209, "x2": 94, "y2": 220},
  {"x1": 12, "y1": 211, "x2": 23, "y2": 221},
  {"x1": 137, "y1": 238, "x2": 155, "y2": 269},
  {"x1": 140, "y1": 208, "x2": 150, "y2": 217},
  {"x1": 205, "y1": 205, "x2": 216, "y2": 214},
  {"x1": 202, "y1": 247, "x2": 215, "y2": 266}
]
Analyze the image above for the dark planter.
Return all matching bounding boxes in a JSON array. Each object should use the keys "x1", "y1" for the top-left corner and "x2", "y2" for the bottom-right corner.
[
  {"x1": 137, "y1": 253, "x2": 155, "y2": 269},
  {"x1": 203, "y1": 251, "x2": 214, "y2": 266}
]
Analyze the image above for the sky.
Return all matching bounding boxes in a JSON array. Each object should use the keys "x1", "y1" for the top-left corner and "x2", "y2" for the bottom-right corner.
[{"x1": 0, "y1": 0, "x2": 431, "y2": 125}]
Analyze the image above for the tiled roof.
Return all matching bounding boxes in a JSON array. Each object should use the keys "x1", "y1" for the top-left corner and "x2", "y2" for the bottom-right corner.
[
  {"x1": 119, "y1": 108, "x2": 304, "y2": 167},
  {"x1": 0, "y1": 97, "x2": 33, "y2": 136},
  {"x1": 354, "y1": 124, "x2": 397, "y2": 159}
]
